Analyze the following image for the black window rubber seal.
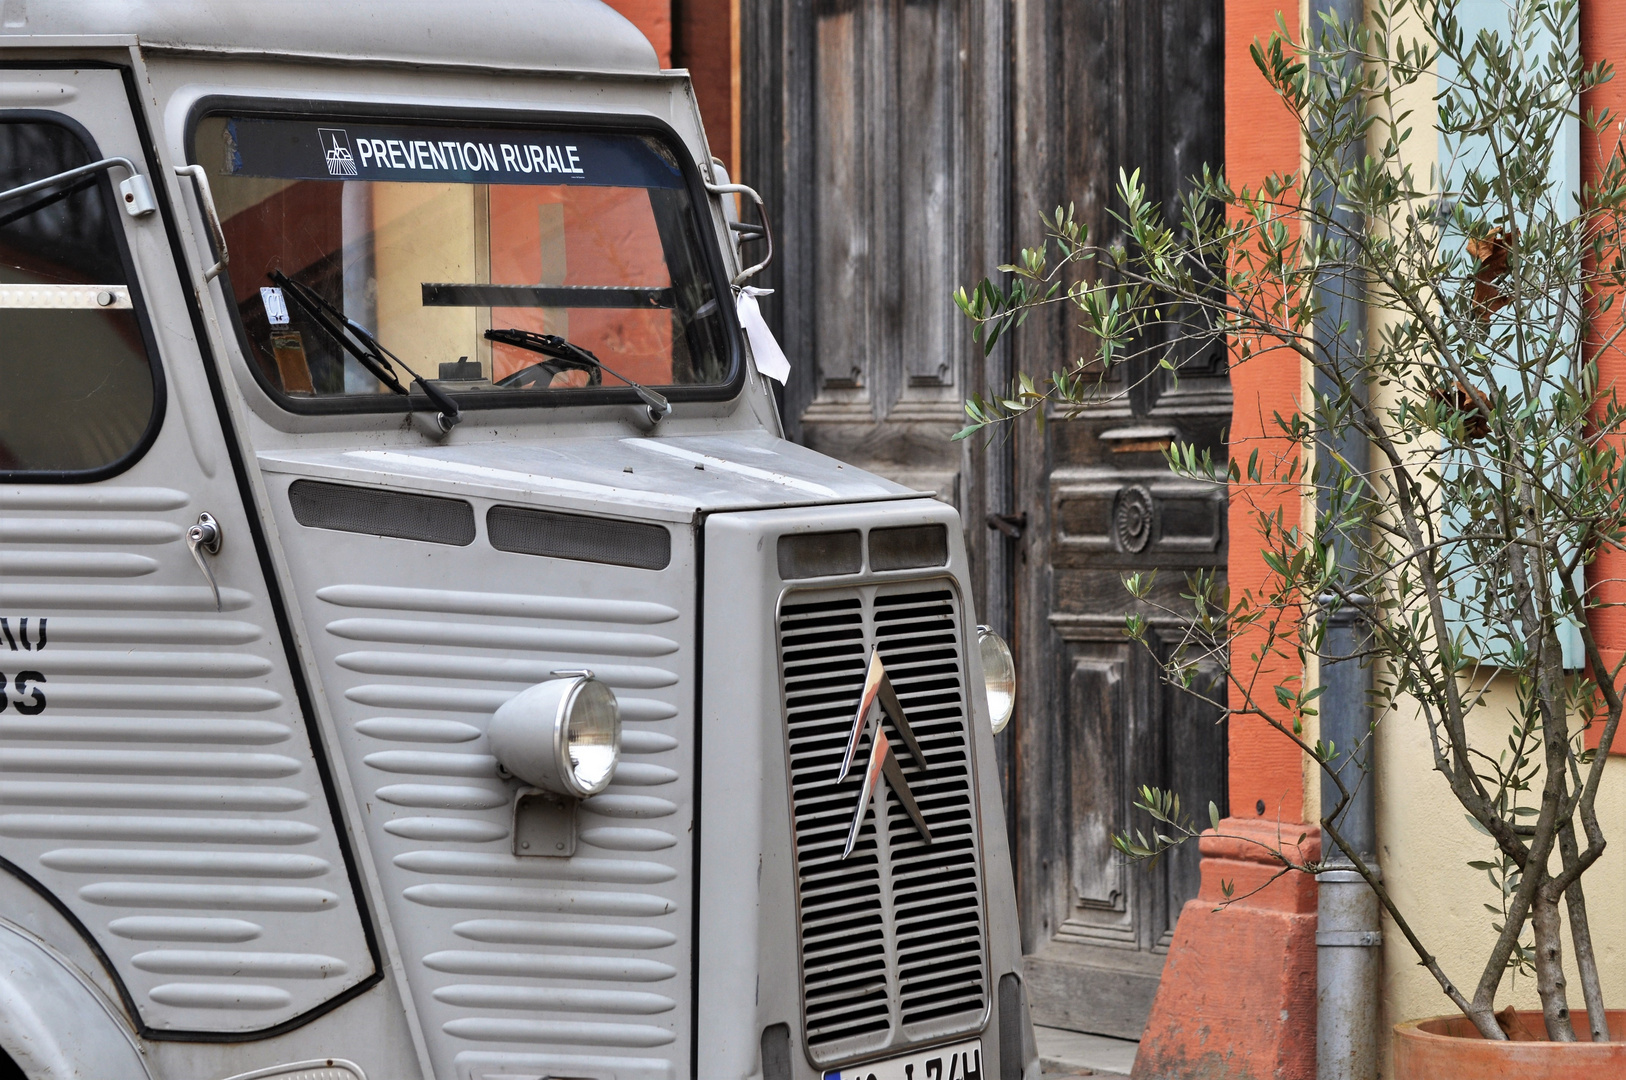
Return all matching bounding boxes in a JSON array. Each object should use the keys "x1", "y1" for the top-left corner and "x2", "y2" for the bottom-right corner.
[{"x1": 183, "y1": 94, "x2": 746, "y2": 419}]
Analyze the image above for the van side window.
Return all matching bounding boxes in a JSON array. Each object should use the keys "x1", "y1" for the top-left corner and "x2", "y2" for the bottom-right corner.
[{"x1": 0, "y1": 120, "x2": 158, "y2": 477}]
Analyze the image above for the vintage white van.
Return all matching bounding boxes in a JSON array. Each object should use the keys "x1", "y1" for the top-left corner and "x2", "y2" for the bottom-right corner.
[{"x1": 0, "y1": 4, "x2": 1035, "y2": 1079}]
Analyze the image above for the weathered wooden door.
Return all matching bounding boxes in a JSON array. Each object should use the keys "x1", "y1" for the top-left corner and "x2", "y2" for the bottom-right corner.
[
  {"x1": 738, "y1": 0, "x2": 1012, "y2": 630},
  {"x1": 1006, "y1": 0, "x2": 1229, "y2": 1038},
  {"x1": 742, "y1": 0, "x2": 1228, "y2": 1042}
]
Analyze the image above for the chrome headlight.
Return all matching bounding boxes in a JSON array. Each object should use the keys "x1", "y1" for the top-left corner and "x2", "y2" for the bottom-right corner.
[
  {"x1": 560, "y1": 678, "x2": 620, "y2": 793},
  {"x1": 488, "y1": 673, "x2": 622, "y2": 798},
  {"x1": 977, "y1": 626, "x2": 1016, "y2": 735}
]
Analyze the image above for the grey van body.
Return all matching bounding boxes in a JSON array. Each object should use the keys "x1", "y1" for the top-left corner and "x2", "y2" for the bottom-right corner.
[{"x1": 0, "y1": 4, "x2": 1036, "y2": 1078}]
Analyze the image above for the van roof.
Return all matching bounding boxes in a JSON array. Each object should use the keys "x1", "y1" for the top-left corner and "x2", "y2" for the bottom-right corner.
[{"x1": 0, "y1": 0, "x2": 661, "y2": 76}]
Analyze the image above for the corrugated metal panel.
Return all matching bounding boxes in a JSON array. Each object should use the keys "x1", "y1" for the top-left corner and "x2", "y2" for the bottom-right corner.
[
  {"x1": 0, "y1": 484, "x2": 374, "y2": 1031},
  {"x1": 323, "y1": 583, "x2": 687, "y2": 1079},
  {"x1": 268, "y1": 483, "x2": 693, "y2": 1080}
]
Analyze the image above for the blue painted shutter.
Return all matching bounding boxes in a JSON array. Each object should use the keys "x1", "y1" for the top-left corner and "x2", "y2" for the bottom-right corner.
[{"x1": 1437, "y1": 0, "x2": 1583, "y2": 668}]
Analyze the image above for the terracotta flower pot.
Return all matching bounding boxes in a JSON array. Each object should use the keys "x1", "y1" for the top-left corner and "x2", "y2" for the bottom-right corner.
[{"x1": 1394, "y1": 1010, "x2": 1626, "y2": 1079}]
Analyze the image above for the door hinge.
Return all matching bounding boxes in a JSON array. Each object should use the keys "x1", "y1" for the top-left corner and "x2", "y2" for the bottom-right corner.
[{"x1": 986, "y1": 512, "x2": 1028, "y2": 539}]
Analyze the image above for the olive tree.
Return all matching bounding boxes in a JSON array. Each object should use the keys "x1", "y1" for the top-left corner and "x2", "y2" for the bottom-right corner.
[{"x1": 956, "y1": 0, "x2": 1626, "y2": 1041}]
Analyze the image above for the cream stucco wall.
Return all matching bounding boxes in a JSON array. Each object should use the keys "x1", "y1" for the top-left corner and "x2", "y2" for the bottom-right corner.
[
  {"x1": 1323, "y1": 8, "x2": 1626, "y2": 1065},
  {"x1": 1376, "y1": 678, "x2": 1626, "y2": 1041}
]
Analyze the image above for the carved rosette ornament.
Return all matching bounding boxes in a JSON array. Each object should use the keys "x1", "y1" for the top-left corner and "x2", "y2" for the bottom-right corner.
[{"x1": 1113, "y1": 485, "x2": 1155, "y2": 553}]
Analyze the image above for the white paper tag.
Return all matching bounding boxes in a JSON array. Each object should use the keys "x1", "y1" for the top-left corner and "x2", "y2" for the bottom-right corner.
[
  {"x1": 260, "y1": 286, "x2": 290, "y2": 326},
  {"x1": 736, "y1": 287, "x2": 790, "y2": 384}
]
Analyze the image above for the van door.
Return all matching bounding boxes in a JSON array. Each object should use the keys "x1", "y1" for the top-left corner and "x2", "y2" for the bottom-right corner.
[{"x1": 0, "y1": 65, "x2": 376, "y2": 1037}]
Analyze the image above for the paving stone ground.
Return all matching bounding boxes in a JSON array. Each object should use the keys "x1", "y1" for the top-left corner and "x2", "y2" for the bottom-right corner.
[{"x1": 1034, "y1": 1025, "x2": 1138, "y2": 1078}]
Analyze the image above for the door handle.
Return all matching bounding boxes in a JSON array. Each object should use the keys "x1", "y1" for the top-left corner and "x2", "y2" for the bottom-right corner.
[
  {"x1": 703, "y1": 172, "x2": 773, "y2": 285},
  {"x1": 174, "y1": 165, "x2": 229, "y2": 281},
  {"x1": 187, "y1": 512, "x2": 224, "y2": 612}
]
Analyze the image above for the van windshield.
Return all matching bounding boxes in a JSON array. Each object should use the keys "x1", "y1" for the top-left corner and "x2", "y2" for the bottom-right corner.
[{"x1": 197, "y1": 116, "x2": 733, "y2": 408}]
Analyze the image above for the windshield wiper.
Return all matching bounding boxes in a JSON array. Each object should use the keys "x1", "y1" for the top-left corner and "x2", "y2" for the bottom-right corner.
[
  {"x1": 485, "y1": 327, "x2": 671, "y2": 424},
  {"x1": 270, "y1": 270, "x2": 462, "y2": 434}
]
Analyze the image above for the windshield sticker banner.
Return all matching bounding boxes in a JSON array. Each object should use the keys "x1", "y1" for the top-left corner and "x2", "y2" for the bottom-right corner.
[{"x1": 222, "y1": 119, "x2": 685, "y2": 189}]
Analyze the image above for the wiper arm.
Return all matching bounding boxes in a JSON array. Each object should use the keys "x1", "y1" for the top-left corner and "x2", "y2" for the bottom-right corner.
[
  {"x1": 485, "y1": 327, "x2": 671, "y2": 424},
  {"x1": 270, "y1": 270, "x2": 462, "y2": 434}
]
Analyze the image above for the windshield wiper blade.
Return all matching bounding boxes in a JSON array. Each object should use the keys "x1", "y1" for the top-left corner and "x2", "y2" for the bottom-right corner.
[
  {"x1": 485, "y1": 327, "x2": 671, "y2": 424},
  {"x1": 270, "y1": 270, "x2": 462, "y2": 433},
  {"x1": 270, "y1": 271, "x2": 408, "y2": 394}
]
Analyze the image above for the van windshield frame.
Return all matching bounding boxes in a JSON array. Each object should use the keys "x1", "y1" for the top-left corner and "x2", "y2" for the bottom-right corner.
[{"x1": 188, "y1": 102, "x2": 743, "y2": 416}]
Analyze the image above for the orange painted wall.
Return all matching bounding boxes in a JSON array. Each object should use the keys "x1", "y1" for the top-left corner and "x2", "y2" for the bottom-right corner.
[
  {"x1": 602, "y1": 0, "x2": 673, "y2": 67},
  {"x1": 675, "y1": 0, "x2": 738, "y2": 175},
  {"x1": 605, "y1": 0, "x2": 737, "y2": 175},
  {"x1": 1583, "y1": 1, "x2": 1626, "y2": 751},
  {"x1": 1225, "y1": 0, "x2": 1308, "y2": 822},
  {"x1": 486, "y1": 184, "x2": 673, "y2": 386}
]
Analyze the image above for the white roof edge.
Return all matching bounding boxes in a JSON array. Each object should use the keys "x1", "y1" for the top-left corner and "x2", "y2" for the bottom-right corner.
[
  {"x1": 132, "y1": 42, "x2": 681, "y2": 83},
  {"x1": 0, "y1": 1, "x2": 660, "y2": 75}
]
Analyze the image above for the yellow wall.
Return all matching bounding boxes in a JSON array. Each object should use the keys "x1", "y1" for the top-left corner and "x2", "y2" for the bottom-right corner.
[
  {"x1": 1376, "y1": 679, "x2": 1626, "y2": 1045},
  {"x1": 1337, "y1": 15, "x2": 1626, "y2": 1064}
]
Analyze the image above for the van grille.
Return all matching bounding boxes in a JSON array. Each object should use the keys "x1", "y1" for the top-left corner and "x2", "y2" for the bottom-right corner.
[{"x1": 777, "y1": 584, "x2": 987, "y2": 1064}]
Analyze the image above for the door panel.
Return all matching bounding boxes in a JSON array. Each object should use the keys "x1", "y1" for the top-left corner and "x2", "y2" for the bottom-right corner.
[
  {"x1": 1064, "y1": 653, "x2": 1125, "y2": 917},
  {"x1": 256, "y1": 462, "x2": 697, "y2": 1080},
  {"x1": 1009, "y1": 0, "x2": 1227, "y2": 1039},
  {"x1": 740, "y1": 0, "x2": 1012, "y2": 630},
  {"x1": 0, "y1": 66, "x2": 374, "y2": 1036}
]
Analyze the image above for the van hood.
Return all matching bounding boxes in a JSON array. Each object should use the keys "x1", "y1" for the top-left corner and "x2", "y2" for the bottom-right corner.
[{"x1": 256, "y1": 431, "x2": 919, "y2": 523}]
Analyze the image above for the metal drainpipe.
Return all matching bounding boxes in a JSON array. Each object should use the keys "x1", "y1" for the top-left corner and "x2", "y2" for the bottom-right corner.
[{"x1": 1311, "y1": 2, "x2": 1380, "y2": 1079}]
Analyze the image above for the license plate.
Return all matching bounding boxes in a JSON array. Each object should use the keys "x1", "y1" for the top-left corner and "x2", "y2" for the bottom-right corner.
[{"x1": 823, "y1": 1039, "x2": 984, "y2": 1080}]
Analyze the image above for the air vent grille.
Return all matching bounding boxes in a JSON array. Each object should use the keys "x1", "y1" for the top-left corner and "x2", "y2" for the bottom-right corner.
[
  {"x1": 289, "y1": 480, "x2": 475, "y2": 546},
  {"x1": 488, "y1": 505, "x2": 671, "y2": 570},
  {"x1": 778, "y1": 530, "x2": 862, "y2": 580},
  {"x1": 780, "y1": 595, "x2": 890, "y2": 1050},
  {"x1": 777, "y1": 583, "x2": 987, "y2": 1064},
  {"x1": 874, "y1": 590, "x2": 986, "y2": 1029},
  {"x1": 869, "y1": 524, "x2": 948, "y2": 572}
]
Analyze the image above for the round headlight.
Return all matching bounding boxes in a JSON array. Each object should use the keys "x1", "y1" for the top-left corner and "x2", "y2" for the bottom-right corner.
[
  {"x1": 488, "y1": 674, "x2": 622, "y2": 798},
  {"x1": 977, "y1": 626, "x2": 1016, "y2": 734},
  {"x1": 562, "y1": 678, "x2": 620, "y2": 795}
]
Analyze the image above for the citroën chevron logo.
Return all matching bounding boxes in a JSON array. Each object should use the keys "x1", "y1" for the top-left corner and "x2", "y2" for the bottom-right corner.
[{"x1": 838, "y1": 648, "x2": 932, "y2": 859}]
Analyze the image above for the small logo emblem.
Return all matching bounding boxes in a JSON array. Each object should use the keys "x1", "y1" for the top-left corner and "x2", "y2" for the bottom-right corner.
[
  {"x1": 838, "y1": 648, "x2": 931, "y2": 859},
  {"x1": 319, "y1": 128, "x2": 358, "y2": 177}
]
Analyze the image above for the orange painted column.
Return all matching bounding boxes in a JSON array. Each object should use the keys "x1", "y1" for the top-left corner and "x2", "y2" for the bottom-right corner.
[
  {"x1": 1582, "y1": 2, "x2": 1626, "y2": 752},
  {"x1": 1133, "y1": 3, "x2": 1318, "y2": 1078},
  {"x1": 1135, "y1": 824, "x2": 1321, "y2": 1080},
  {"x1": 1220, "y1": 0, "x2": 1309, "y2": 827}
]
